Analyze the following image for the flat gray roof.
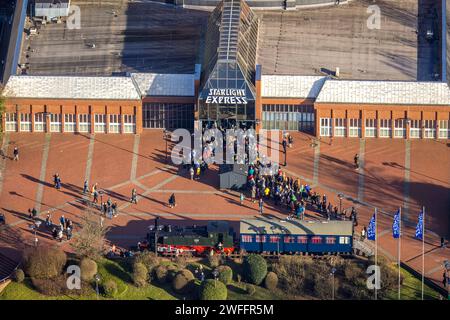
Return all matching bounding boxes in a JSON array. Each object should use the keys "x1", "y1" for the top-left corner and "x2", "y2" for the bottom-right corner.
[
  {"x1": 131, "y1": 73, "x2": 195, "y2": 97},
  {"x1": 261, "y1": 75, "x2": 327, "y2": 99}
]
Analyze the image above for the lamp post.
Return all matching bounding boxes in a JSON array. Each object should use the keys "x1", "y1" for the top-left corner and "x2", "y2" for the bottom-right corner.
[
  {"x1": 337, "y1": 193, "x2": 344, "y2": 214},
  {"x1": 330, "y1": 267, "x2": 336, "y2": 300},
  {"x1": 94, "y1": 273, "x2": 101, "y2": 300}
]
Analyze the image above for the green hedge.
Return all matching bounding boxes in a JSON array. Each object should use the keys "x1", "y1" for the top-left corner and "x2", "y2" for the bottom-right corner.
[{"x1": 243, "y1": 254, "x2": 267, "y2": 285}]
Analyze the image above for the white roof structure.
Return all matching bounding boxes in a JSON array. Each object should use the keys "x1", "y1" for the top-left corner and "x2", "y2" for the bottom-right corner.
[
  {"x1": 261, "y1": 75, "x2": 327, "y2": 99},
  {"x1": 131, "y1": 73, "x2": 195, "y2": 97},
  {"x1": 316, "y1": 80, "x2": 450, "y2": 105},
  {"x1": 3, "y1": 75, "x2": 140, "y2": 100}
]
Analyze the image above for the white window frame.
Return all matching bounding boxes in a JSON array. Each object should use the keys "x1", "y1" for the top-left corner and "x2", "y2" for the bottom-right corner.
[
  {"x1": 394, "y1": 119, "x2": 406, "y2": 138},
  {"x1": 339, "y1": 236, "x2": 350, "y2": 245},
  {"x1": 334, "y1": 118, "x2": 346, "y2": 137},
  {"x1": 379, "y1": 119, "x2": 392, "y2": 138},
  {"x1": 438, "y1": 120, "x2": 449, "y2": 139},
  {"x1": 20, "y1": 113, "x2": 31, "y2": 132},
  {"x1": 108, "y1": 114, "x2": 121, "y2": 134},
  {"x1": 5, "y1": 113, "x2": 17, "y2": 132},
  {"x1": 348, "y1": 119, "x2": 361, "y2": 137},
  {"x1": 34, "y1": 113, "x2": 46, "y2": 132},
  {"x1": 320, "y1": 118, "x2": 332, "y2": 137},
  {"x1": 423, "y1": 120, "x2": 436, "y2": 139},
  {"x1": 50, "y1": 114, "x2": 62, "y2": 132},
  {"x1": 410, "y1": 120, "x2": 421, "y2": 138},
  {"x1": 123, "y1": 114, "x2": 135, "y2": 134},
  {"x1": 78, "y1": 114, "x2": 91, "y2": 133},
  {"x1": 365, "y1": 119, "x2": 376, "y2": 138},
  {"x1": 94, "y1": 114, "x2": 106, "y2": 133},
  {"x1": 64, "y1": 114, "x2": 76, "y2": 132}
]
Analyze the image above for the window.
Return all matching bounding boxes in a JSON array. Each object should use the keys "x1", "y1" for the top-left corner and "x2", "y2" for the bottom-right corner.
[
  {"x1": 255, "y1": 235, "x2": 266, "y2": 243},
  {"x1": 311, "y1": 236, "x2": 322, "y2": 244},
  {"x1": 109, "y1": 114, "x2": 121, "y2": 133},
  {"x1": 283, "y1": 236, "x2": 295, "y2": 244},
  {"x1": 348, "y1": 119, "x2": 361, "y2": 137},
  {"x1": 94, "y1": 114, "x2": 106, "y2": 133},
  {"x1": 297, "y1": 236, "x2": 308, "y2": 244},
  {"x1": 123, "y1": 114, "x2": 135, "y2": 133},
  {"x1": 50, "y1": 114, "x2": 62, "y2": 132},
  {"x1": 438, "y1": 120, "x2": 449, "y2": 139},
  {"x1": 379, "y1": 119, "x2": 391, "y2": 138},
  {"x1": 241, "y1": 235, "x2": 252, "y2": 243},
  {"x1": 334, "y1": 118, "x2": 346, "y2": 137},
  {"x1": 20, "y1": 113, "x2": 31, "y2": 132},
  {"x1": 365, "y1": 119, "x2": 376, "y2": 137},
  {"x1": 34, "y1": 113, "x2": 46, "y2": 132},
  {"x1": 423, "y1": 120, "x2": 436, "y2": 139},
  {"x1": 64, "y1": 114, "x2": 76, "y2": 132},
  {"x1": 5, "y1": 113, "x2": 17, "y2": 132},
  {"x1": 269, "y1": 236, "x2": 280, "y2": 243},
  {"x1": 320, "y1": 118, "x2": 332, "y2": 137},
  {"x1": 325, "y1": 237, "x2": 336, "y2": 244},
  {"x1": 339, "y1": 237, "x2": 350, "y2": 244},
  {"x1": 78, "y1": 114, "x2": 91, "y2": 133},
  {"x1": 394, "y1": 119, "x2": 405, "y2": 138},
  {"x1": 410, "y1": 120, "x2": 421, "y2": 138}
]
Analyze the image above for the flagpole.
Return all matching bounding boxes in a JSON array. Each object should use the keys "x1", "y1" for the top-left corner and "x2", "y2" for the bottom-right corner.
[
  {"x1": 398, "y1": 207, "x2": 401, "y2": 300},
  {"x1": 375, "y1": 207, "x2": 378, "y2": 301},
  {"x1": 422, "y1": 206, "x2": 425, "y2": 300}
]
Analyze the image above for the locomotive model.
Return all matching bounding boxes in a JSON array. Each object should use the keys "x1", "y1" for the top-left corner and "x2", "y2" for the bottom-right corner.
[{"x1": 146, "y1": 217, "x2": 353, "y2": 255}]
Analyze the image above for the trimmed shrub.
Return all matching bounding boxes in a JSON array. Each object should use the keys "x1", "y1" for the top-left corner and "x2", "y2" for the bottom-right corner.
[
  {"x1": 264, "y1": 272, "x2": 278, "y2": 290},
  {"x1": 31, "y1": 275, "x2": 67, "y2": 296},
  {"x1": 80, "y1": 258, "x2": 97, "y2": 282},
  {"x1": 216, "y1": 265, "x2": 233, "y2": 285},
  {"x1": 133, "y1": 262, "x2": 148, "y2": 287},
  {"x1": 246, "y1": 283, "x2": 256, "y2": 296},
  {"x1": 154, "y1": 265, "x2": 169, "y2": 283},
  {"x1": 103, "y1": 280, "x2": 118, "y2": 298},
  {"x1": 172, "y1": 269, "x2": 195, "y2": 293},
  {"x1": 207, "y1": 254, "x2": 222, "y2": 268},
  {"x1": 174, "y1": 252, "x2": 192, "y2": 268},
  {"x1": 134, "y1": 251, "x2": 160, "y2": 273},
  {"x1": 166, "y1": 264, "x2": 180, "y2": 282},
  {"x1": 13, "y1": 269, "x2": 25, "y2": 283},
  {"x1": 199, "y1": 279, "x2": 227, "y2": 300},
  {"x1": 243, "y1": 254, "x2": 267, "y2": 285},
  {"x1": 23, "y1": 246, "x2": 66, "y2": 279}
]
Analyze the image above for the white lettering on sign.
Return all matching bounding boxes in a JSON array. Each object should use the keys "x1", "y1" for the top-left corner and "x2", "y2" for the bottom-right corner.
[{"x1": 205, "y1": 88, "x2": 248, "y2": 105}]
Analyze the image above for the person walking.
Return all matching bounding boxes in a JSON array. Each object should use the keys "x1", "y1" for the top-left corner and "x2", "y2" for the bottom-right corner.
[
  {"x1": 354, "y1": 154, "x2": 359, "y2": 169},
  {"x1": 240, "y1": 192, "x2": 245, "y2": 205},
  {"x1": 361, "y1": 226, "x2": 367, "y2": 241},
  {"x1": 83, "y1": 180, "x2": 89, "y2": 194},
  {"x1": 258, "y1": 197, "x2": 264, "y2": 215},
  {"x1": 189, "y1": 166, "x2": 194, "y2": 180},
  {"x1": 131, "y1": 188, "x2": 138, "y2": 204},
  {"x1": 66, "y1": 226, "x2": 72, "y2": 240},
  {"x1": 93, "y1": 189, "x2": 99, "y2": 204},
  {"x1": 59, "y1": 215, "x2": 65, "y2": 228},
  {"x1": 13, "y1": 146, "x2": 19, "y2": 161},
  {"x1": 168, "y1": 193, "x2": 176, "y2": 208}
]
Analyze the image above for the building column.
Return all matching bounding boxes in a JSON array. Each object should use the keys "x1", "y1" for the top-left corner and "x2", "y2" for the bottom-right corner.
[
  {"x1": 30, "y1": 105, "x2": 35, "y2": 133},
  {"x1": 314, "y1": 108, "x2": 320, "y2": 137},
  {"x1": 330, "y1": 109, "x2": 334, "y2": 138},
  {"x1": 135, "y1": 105, "x2": 143, "y2": 134},
  {"x1": 390, "y1": 110, "x2": 395, "y2": 139},
  {"x1": 435, "y1": 111, "x2": 439, "y2": 139},
  {"x1": 90, "y1": 106, "x2": 95, "y2": 135},
  {"x1": 119, "y1": 106, "x2": 124, "y2": 134},
  {"x1": 345, "y1": 110, "x2": 350, "y2": 137},
  {"x1": 420, "y1": 111, "x2": 425, "y2": 139},
  {"x1": 45, "y1": 106, "x2": 50, "y2": 133},
  {"x1": 255, "y1": 64, "x2": 263, "y2": 132},
  {"x1": 376, "y1": 111, "x2": 380, "y2": 138},
  {"x1": 105, "y1": 106, "x2": 110, "y2": 134},
  {"x1": 16, "y1": 105, "x2": 21, "y2": 133},
  {"x1": 61, "y1": 106, "x2": 65, "y2": 133},
  {"x1": 75, "y1": 105, "x2": 79, "y2": 133},
  {"x1": 405, "y1": 110, "x2": 410, "y2": 139},
  {"x1": 360, "y1": 110, "x2": 365, "y2": 138}
]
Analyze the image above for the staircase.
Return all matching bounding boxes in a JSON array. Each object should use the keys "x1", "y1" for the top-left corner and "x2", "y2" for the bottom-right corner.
[{"x1": 0, "y1": 252, "x2": 20, "y2": 282}]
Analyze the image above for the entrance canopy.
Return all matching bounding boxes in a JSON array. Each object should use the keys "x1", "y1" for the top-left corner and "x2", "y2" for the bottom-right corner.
[{"x1": 198, "y1": 0, "x2": 259, "y2": 123}]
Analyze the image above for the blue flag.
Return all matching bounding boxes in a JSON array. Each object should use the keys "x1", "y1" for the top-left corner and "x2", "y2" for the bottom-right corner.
[
  {"x1": 392, "y1": 209, "x2": 400, "y2": 239},
  {"x1": 367, "y1": 212, "x2": 376, "y2": 241},
  {"x1": 415, "y1": 211, "x2": 424, "y2": 240}
]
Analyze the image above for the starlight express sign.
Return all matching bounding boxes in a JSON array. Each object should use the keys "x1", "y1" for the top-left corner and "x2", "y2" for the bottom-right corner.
[{"x1": 205, "y1": 88, "x2": 248, "y2": 104}]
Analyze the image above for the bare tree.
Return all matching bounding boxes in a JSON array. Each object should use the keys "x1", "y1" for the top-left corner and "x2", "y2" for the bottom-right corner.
[{"x1": 71, "y1": 206, "x2": 110, "y2": 260}]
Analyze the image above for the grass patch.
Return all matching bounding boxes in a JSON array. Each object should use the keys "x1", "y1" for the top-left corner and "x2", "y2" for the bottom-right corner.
[{"x1": 385, "y1": 267, "x2": 441, "y2": 300}]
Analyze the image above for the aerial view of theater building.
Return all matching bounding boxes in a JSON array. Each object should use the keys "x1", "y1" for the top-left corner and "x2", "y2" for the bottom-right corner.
[{"x1": 0, "y1": 0, "x2": 448, "y2": 306}]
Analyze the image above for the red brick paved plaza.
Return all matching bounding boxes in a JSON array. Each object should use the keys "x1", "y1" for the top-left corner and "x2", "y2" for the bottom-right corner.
[{"x1": 0, "y1": 131, "x2": 448, "y2": 292}]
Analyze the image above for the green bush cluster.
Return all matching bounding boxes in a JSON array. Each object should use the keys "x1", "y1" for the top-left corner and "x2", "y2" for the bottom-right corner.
[
  {"x1": 216, "y1": 265, "x2": 233, "y2": 285},
  {"x1": 13, "y1": 269, "x2": 25, "y2": 283},
  {"x1": 172, "y1": 269, "x2": 195, "y2": 294},
  {"x1": 103, "y1": 280, "x2": 118, "y2": 298},
  {"x1": 80, "y1": 258, "x2": 98, "y2": 282},
  {"x1": 132, "y1": 262, "x2": 148, "y2": 287},
  {"x1": 243, "y1": 254, "x2": 267, "y2": 285},
  {"x1": 264, "y1": 272, "x2": 278, "y2": 290},
  {"x1": 199, "y1": 279, "x2": 227, "y2": 300}
]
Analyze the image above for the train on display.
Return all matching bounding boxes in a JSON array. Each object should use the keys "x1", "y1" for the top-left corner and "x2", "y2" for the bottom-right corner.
[{"x1": 146, "y1": 217, "x2": 354, "y2": 255}]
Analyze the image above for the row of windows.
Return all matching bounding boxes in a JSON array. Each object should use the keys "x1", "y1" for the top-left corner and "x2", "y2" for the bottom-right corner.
[
  {"x1": 241, "y1": 235, "x2": 351, "y2": 245},
  {"x1": 319, "y1": 118, "x2": 450, "y2": 139},
  {"x1": 4, "y1": 113, "x2": 136, "y2": 133}
]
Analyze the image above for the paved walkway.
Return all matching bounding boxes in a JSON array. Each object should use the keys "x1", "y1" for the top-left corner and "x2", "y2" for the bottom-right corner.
[{"x1": 0, "y1": 131, "x2": 448, "y2": 293}]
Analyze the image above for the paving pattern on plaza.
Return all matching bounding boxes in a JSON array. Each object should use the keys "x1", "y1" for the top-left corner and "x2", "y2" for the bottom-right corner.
[{"x1": 0, "y1": 131, "x2": 449, "y2": 290}]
